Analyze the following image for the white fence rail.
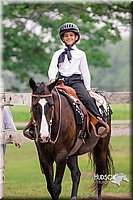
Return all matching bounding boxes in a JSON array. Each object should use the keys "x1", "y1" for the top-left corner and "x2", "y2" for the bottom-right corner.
[{"x1": 0, "y1": 91, "x2": 131, "y2": 106}]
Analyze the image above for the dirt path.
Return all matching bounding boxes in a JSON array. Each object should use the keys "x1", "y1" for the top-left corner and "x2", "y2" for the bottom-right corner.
[
  {"x1": 111, "y1": 124, "x2": 131, "y2": 137},
  {"x1": 76, "y1": 194, "x2": 132, "y2": 200}
]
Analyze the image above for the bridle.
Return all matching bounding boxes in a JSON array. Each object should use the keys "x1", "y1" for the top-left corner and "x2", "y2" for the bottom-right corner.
[
  {"x1": 32, "y1": 94, "x2": 52, "y2": 98},
  {"x1": 31, "y1": 88, "x2": 61, "y2": 144}
]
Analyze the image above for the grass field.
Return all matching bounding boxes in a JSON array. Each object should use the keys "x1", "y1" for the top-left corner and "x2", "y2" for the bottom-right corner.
[
  {"x1": 110, "y1": 104, "x2": 131, "y2": 120},
  {"x1": 4, "y1": 103, "x2": 131, "y2": 198},
  {"x1": 10, "y1": 104, "x2": 132, "y2": 124},
  {"x1": 4, "y1": 136, "x2": 131, "y2": 199}
]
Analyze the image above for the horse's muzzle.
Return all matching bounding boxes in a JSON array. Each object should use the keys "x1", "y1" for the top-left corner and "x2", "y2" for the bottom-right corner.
[{"x1": 38, "y1": 135, "x2": 50, "y2": 143}]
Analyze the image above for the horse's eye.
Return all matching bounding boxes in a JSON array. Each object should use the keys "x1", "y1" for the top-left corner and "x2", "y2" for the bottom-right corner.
[
  {"x1": 47, "y1": 98, "x2": 54, "y2": 106},
  {"x1": 33, "y1": 104, "x2": 42, "y2": 111},
  {"x1": 44, "y1": 103, "x2": 52, "y2": 116}
]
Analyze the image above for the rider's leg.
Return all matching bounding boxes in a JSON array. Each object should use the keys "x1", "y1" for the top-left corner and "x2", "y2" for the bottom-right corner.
[{"x1": 70, "y1": 80, "x2": 110, "y2": 136}]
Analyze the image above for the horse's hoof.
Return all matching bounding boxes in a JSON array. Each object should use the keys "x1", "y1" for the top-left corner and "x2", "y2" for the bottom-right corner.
[
  {"x1": 70, "y1": 196, "x2": 77, "y2": 200},
  {"x1": 98, "y1": 196, "x2": 102, "y2": 200}
]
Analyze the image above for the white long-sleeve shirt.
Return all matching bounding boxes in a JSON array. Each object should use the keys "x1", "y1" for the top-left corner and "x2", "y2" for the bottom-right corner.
[
  {"x1": 3, "y1": 106, "x2": 16, "y2": 130},
  {"x1": 48, "y1": 44, "x2": 91, "y2": 91}
]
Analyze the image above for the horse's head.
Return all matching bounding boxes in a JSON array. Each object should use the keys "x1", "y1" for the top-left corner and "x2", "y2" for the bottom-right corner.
[{"x1": 29, "y1": 78, "x2": 58, "y2": 143}]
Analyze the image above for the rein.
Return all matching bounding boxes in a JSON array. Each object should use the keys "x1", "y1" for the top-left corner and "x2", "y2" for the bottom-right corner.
[
  {"x1": 51, "y1": 87, "x2": 62, "y2": 144},
  {"x1": 31, "y1": 88, "x2": 62, "y2": 144},
  {"x1": 30, "y1": 107, "x2": 38, "y2": 142}
]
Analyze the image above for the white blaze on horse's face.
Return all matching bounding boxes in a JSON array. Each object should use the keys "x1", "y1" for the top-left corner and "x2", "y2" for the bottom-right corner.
[{"x1": 38, "y1": 98, "x2": 50, "y2": 140}]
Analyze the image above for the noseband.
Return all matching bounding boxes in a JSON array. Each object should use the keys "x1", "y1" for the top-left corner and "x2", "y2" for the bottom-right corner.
[{"x1": 31, "y1": 88, "x2": 61, "y2": 144}]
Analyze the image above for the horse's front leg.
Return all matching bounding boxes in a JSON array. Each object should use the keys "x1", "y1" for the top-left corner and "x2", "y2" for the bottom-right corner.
[
  {"x1": 53, "y1": 152, "x2": 67, "y2": 200},
  {"x1": 35, "y1": 143, "x2": 55, "y2": 199},
  {"x1": 67, "y1": 156, "x2": 81, "y2": 200},
  {"x1": 44, "y1": 164, "x2": 54, "y2": 198},
  {"x1": 42, "y1": 161, "x2": 55, "y2": 199}
]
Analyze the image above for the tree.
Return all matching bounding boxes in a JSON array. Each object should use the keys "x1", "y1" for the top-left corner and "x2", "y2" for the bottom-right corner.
[
  {"x1": 3, "y1": 2, "x2": 130, "y2": 82},
  {"x1": 91, "y1": 38, "x2": 130, "y2": 92}
]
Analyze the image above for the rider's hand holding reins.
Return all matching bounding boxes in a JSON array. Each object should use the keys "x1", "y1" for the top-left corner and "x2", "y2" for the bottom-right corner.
[{"x1": 50, "y1": 79, "x2": 55, "y2": 83}]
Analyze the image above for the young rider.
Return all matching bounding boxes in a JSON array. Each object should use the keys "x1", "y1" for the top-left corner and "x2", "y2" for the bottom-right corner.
[{"x1": 48, "y1": 22, "x2": 110, "y2": 137}]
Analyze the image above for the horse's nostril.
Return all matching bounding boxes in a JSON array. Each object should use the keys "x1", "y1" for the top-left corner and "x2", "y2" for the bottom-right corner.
[
  {"x1": 46, "y1": 136, "x2": 50, "y2": 141},
  {"x1": 40, "y1": 135, "x2": 50, "y2": 143}
]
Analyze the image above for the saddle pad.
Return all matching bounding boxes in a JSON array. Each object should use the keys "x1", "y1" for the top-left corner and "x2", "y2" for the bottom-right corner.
[
  {"x1": 90, "y1": 90, "x2": 113, "y2": 118},
  {"x1": 58, "y1": 89, "x2": 84, "y2": 125}
]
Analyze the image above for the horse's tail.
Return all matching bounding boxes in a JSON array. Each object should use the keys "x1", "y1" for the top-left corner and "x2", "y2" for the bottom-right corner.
[
  {"x1": 92, "y1": 139, "x2": 115, "y2": 175},
  {"x1": 91, "y1": 136, "x2": 115, "y2": 190}
]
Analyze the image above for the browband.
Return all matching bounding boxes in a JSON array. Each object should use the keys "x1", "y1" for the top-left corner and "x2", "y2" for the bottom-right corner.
[{"x1": 32, "y1": 94, "x2": 52, "y2": 98}]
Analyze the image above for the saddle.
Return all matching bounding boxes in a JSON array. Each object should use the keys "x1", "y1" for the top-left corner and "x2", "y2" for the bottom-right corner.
[{"x1": 56, "y1": 79, "x2": 101, "y2": 138}]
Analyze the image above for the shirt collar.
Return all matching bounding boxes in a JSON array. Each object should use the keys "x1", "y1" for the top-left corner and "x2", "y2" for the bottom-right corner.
[{"x1": 62, "y1": 44, "x2": 78, "y2": 50}]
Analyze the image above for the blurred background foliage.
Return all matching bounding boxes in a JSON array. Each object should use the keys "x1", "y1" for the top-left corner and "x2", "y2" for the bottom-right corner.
[{"x1": 2, "y1": 2, "x2": 131, "y2": 92}]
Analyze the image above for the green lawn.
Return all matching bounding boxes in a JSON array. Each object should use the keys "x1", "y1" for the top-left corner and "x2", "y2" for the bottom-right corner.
[
  {"x1": 10, "y1": 106, "x2": 31, "y2": 122},
  {"x1": 4, "y1": 136, "x2": 131, "y2": 199},
  {"x1": 10, "y1": 104, "x2": 131, "y2": 124},
  {"x1": 4, "y1": 103, "x2": 131, "y2": 198},
  {"x1": 110, "y1": 104, "x2": 131, "y2": 120}
]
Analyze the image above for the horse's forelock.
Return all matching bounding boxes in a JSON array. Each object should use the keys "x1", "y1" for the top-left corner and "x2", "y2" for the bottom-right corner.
[{"x1": 34, "y1": 82, "x2": 47, "y2": 95}]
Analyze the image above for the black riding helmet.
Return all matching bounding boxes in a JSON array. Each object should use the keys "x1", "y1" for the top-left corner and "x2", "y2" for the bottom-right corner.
[{"x1": 59, "y1": 23, "x2": 80, "y2": 43}]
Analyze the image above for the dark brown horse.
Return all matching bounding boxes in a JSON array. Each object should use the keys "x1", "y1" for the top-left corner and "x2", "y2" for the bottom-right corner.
[{"x1": 29, "y1": 78, "x2": 114, "y2": 200}]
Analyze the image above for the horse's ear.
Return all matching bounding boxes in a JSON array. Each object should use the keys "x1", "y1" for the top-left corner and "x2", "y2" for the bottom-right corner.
[
  {"x1": 29, "y1": 78, "x2": 36, "y2": 89},
  {"x1": 47, "y1": 79, "x2": 58, "y2": 92}
]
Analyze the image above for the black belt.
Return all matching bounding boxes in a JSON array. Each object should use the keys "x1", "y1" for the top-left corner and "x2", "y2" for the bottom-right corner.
[{"x1": 58, "y1": 73, "x2": 81, "y2": 82}]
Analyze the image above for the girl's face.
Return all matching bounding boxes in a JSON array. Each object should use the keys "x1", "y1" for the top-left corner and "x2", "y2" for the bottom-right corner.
[{"x1": 62, "y1": 31, "x2": 78, "y2": 46}]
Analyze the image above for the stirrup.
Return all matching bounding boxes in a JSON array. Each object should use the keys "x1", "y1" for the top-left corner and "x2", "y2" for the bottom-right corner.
[
  {"x1": 97, "y1": 117, "x2": 110, "y2": 133},
  {"x1": 97, "y1": 126, "x2": 108, "y2": 138},
  {"x1": 23, "y1": 122, "x2": 35, "y2": 140}
]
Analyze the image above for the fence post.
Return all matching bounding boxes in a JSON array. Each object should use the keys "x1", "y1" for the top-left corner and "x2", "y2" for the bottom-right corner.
[
  {"x1": 0, "y1": 82, "x2": 4, "y2": 199},
  {"x1": 0, "y1": 1, "x2": 4, "y2": 198}
]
